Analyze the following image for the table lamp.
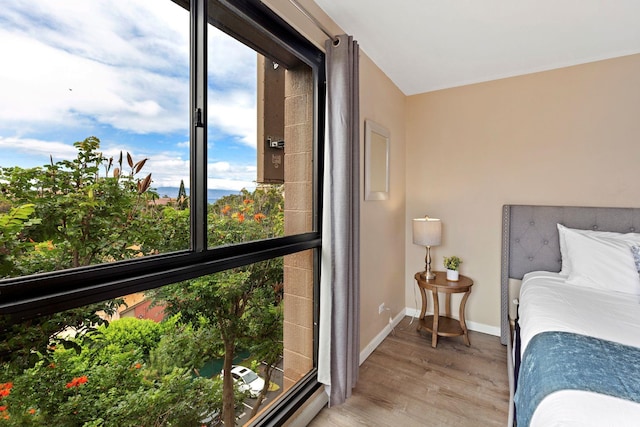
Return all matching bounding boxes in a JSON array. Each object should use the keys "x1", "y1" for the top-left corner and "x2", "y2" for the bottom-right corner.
[{"x1": 412, "y1": 216, "x2": 442, "y2": 280}]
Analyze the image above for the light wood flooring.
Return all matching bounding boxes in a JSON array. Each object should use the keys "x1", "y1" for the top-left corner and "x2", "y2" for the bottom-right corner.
[{"x1": 309, "y1": 316, "x2": 509, "y2": 427}]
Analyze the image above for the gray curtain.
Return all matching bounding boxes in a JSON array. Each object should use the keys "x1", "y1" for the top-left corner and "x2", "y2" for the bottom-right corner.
[{"x1": 318, "y1": 34, "x2": 360, "y2": 406}]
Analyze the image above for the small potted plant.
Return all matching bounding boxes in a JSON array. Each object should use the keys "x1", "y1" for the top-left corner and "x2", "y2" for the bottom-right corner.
[{"x1": 443, "y1": 256, "x2": 462, "y2": 281}]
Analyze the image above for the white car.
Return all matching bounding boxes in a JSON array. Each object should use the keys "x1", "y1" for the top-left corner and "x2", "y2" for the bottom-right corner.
[{"x1": 225, "y1": 365, "x2": 265, "y2": 398}]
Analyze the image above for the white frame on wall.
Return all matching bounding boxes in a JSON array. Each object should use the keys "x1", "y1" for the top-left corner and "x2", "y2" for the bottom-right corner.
[{"x1": 364, "y1": 119, "x2": 390, "y2": 201}]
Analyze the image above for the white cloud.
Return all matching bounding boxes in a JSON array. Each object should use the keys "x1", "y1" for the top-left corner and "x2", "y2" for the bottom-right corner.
[
  {"x1": 145, "y1": 154, "x2": 190, "y2": 188},
  {"x1": 0, "y1": 29, "x2": 189, "y2": 135},
  {"x1": 0, "y1": 1, "x2": 191, "y2": 135},
  {"x1": 4, "y1": 1, "x2": 189, "y2": 74},
  {"x1": 101, "y1": 149, "x2": 256, "y2": 192},
  {"x1": 0, "y1": 136, "x2": 78, "y2": 160},
  {"x1": 207, "y1": 161, "x2": 257, "y2": 191},
  {"x1": 144, "y1": 156, "x2": 256, "y2": 191},
  {"x1": 208, "y1": 178, "x2": 256, "y2": 192},
  {"x1": 210, "y1": 162, "x2": 231, "y2": 173},
  {"x1": 206, "y1": 17, "x2": 258, "y2": 149},
  {"x1": 208, "y1": 89, "x2": 257, "y2": 148},
  {"x1": 208, "y1": 30, "x2": 257, "y2": 87},
  {"x1": 0, "y1": 0, "x2": 259, "y2": 189}
]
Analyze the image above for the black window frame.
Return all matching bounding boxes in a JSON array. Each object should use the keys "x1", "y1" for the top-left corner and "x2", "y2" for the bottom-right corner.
[{"x1": 0, "y1": 0, "x2": 325, "y2": 423}]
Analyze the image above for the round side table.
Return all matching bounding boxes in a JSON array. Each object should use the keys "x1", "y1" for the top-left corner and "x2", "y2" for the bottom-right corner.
[{"x1": 414, "y1": 271, "x2": 473, "y2": 348}]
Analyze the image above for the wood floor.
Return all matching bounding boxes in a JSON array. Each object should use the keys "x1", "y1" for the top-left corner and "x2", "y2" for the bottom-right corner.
[{"x1": 309, "y1": 316, "x2": 509, "y2": 427}]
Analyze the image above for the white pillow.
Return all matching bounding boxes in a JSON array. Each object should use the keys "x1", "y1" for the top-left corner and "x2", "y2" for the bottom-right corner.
[
  {"x1": 563, "y1": 227, "x2": 640, "y2": 295},
  {"x1": 557, "y1": 224, "x2": 640, "y2": 276}
]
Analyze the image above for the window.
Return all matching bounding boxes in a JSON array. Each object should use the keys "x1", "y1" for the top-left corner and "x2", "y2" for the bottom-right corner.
[{"x1": 0, "y1": 0, "x2": 324, "y2": 425}]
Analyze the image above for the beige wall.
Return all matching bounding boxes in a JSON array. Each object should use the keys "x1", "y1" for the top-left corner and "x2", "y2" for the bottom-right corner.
[
  {"x1": 405, "y1": 54, "x2": 640, "y2": 330},
  {"x1": 359, "y1": 54, "x2": 407, "y2": 347},
  {"x1": 261, "y1": 0, "x2": 407, "y2": 352}
]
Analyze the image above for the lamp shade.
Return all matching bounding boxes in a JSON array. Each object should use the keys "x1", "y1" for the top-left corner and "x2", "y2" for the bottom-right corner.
[{"x1": 412, "y1": 217, "x2": 442, "y2": 246}]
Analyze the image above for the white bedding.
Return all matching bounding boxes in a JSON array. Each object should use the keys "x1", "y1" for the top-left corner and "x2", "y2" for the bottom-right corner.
[{"x1": 518, "y1": 271, "x2": 640, "y2": 427}]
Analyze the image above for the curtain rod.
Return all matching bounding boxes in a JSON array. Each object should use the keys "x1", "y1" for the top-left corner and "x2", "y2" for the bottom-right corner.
[{"x1": 287, "y1": 0, "x2": 338, "y2": 44}]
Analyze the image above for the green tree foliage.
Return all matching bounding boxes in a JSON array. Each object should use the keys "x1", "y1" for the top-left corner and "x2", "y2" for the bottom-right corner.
[
  {"x1": 149, "y1": 319, "x2": 220, "y2": 375},
  {"x1": 0, "y1": 318, "x2": 225, "y2": 427},
  {"x1": 154, "y1": 186, "x2": 285, "y2": 426},
  {"x1": 209, "y1": 186, "x2": 284, "y2": 243},
  {"x1": 0, "y1": 204, "x2": 41, "y2": 277},
  {"x1": 0, "y1": 139, "x2": 287, "y2": 425},
  {"x1": 177, "y1": 179, "x2": 188, "y2": 210},
  {"x1": 245, "y1": 287, "x2": 283, "y2": 419},
  {"x1": 0, "y1": 136, "x2": 160, "y2": 277},
  {"x1": 86, "y1": 317, "x2": 175, "y2": 361},
  {"x1": 155, "y1": 207, "x2": 190, "y2": 252},
  {"x1": 0, "y1": 300, "x2": 121, "y2": 375},
  {"x1": 0, "y1": 137, "x2": 161, "y2": 373}
]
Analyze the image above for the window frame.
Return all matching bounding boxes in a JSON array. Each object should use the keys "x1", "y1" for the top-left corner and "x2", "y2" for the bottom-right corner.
[
  {"x1": 0, "y1": 0, "x2": 324, "y2": 318},
  {"x1": 1, "y1": 0, "x2": 325, "y2": 422}
]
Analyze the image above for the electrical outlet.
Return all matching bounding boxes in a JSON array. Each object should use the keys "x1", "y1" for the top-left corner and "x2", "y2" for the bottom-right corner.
[{"x1": 378, "y1": 303, "x2": 385, "y2": 314}]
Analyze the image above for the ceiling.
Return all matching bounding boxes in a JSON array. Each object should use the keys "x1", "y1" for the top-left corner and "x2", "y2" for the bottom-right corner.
[{"x1": 313, "y1": 0, "x2": 640, "y2": 95}]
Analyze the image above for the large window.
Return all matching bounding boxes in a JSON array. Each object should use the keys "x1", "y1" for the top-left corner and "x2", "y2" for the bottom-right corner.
[{"x1": 0, "y1": 0, "x2": 324, "y2": 425}]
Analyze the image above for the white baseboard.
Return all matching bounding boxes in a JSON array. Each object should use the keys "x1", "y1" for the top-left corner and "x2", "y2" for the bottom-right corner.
[
  {"x1": 360, "y1": 308, "x2": 500, "y2": 365},
  {"x1": 359, "y1": 310, "x2": 406, "y2": 365}
]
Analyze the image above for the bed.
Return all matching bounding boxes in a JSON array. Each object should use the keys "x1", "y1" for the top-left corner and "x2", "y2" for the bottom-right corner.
[{"x1": 501, "y1": 205, "x2": 640, "y2": 426}]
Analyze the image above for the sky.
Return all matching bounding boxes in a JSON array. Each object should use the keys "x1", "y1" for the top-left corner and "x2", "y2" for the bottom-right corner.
[{"x1": 0, "y1": 0, "x2": 258, "y2": 192}]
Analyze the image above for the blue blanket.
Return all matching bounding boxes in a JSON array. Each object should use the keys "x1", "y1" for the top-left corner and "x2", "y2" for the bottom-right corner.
[{"x1": 515, "y1": 331, "x2": 640, "y2": 427}]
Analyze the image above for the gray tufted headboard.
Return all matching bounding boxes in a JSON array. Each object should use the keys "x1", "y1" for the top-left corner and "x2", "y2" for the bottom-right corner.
[{"x1": 500, "y1": 204, "x2": 640, "y2": 345}]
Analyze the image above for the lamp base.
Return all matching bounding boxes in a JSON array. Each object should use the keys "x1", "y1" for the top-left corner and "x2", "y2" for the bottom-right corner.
[
  {"x1": 419, "y1": 270, "x2": 437, "y2": 281},
  {"x1": 421, "y1": 246, "x2": 436, "y2": 281}
]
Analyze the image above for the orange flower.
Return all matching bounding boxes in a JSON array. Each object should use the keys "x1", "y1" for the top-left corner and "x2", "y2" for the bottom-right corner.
[
  {"x1": 134, "y1": 363, "x2": 142, "y2": 369},
  {"x1": 0, "y1": 383, "x2": 11, "y2": 398},
  {"x1": 237, "y1": 213, "x2": 245, "y2": 223},
  {"x1": 221, "y1": 205, "x2": 231, "y2": 215},
  {"x1": 0, "y1": 406, "x2": 6, "y2": 411},
  {"x1": 254, "y1": 213, "x2": 266, "y2": 222},
  {"x1": 28, "y1": 408, "x2": 36, "y2": 415},
  {"x1": 243, "y1": 199, "x2": 253, "y2": 205},
  {"x1": 66, "y1": 376, "x2": 88, "y2": 389}
]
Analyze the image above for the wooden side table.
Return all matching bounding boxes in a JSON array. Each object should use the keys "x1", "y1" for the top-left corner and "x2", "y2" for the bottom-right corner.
[{"x1": 415, "y1": 271, "x2": 473, "y2": 348}]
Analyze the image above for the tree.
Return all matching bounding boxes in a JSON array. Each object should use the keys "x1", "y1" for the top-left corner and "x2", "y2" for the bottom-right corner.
[
  {"x1": 0, "y1": 204, "x2": 41, "y2": 277},
  {"x1": 0, "y1": 317, "x2": 225, "y2": 426},
  {"x1": 177, "y1": 179, "x2": 188, "y2": 210},
  {"x1": 153, "y1": 186, "x2": 285, "y2": 426},
  {"x1": 0, "y1": 137, "x2": 164, "y2": 373},
  {"x1": 0, "y1": 138, "x2": 191, "y2": 423},
  {"x1": 245, "y1": 286, "x2": 283, "y2": 419},
  {"x1": 0, "y1": 136, "x2": 160, "y2": 277}
]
